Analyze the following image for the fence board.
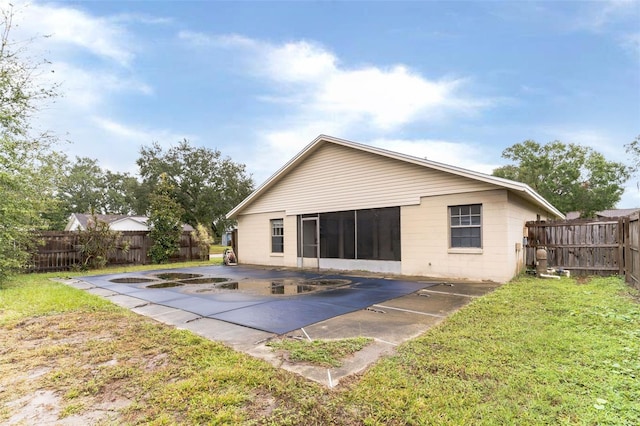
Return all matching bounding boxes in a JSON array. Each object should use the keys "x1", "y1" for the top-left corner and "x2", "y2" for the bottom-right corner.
[
  {"x1": 31, "y1": 230, "x2": 202, "y2": 272},
  {"x1": 625, "y1": 212, "x2": 639, "y2": 289},
  {"x1": 526, "y1": 218, "x2": 622, "y2": 277},
  {"x1": 526, "y1": 214, "x2": 639, "y2": 286}
]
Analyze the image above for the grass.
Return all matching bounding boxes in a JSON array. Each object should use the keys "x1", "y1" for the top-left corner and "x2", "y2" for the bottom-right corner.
[
  {"x1": 267, "y1": 337, "x2": 373, "y2": 367},
  {"x1": 1, "y1": 262, "x2": 339, "y2": 424},
  {"x1": 343, "y1": 275, "x2": 640, "y2": 425},
  {"x1": 210, "y1": 245, "x2": 231, "y2": 255},
  {"x1": 1, "y1": 267, "x2": 639, "y2": 424}
]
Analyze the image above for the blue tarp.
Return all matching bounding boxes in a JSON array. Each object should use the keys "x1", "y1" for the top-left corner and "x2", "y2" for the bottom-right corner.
[{"x1": 80, "y1": 266, "x2": 436, "y2": 334}]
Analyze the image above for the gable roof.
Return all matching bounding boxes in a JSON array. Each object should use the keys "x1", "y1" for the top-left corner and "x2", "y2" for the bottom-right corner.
[
  {"x1": 227, "y1": 135, "x2": 564, "y2": 219},
  {"x1": 66, "y1": 213, "x2": 194, "y2": 232},
  {"x1": 566, "y1": 208, "x2": 640, "y2": 220},
  {"x1": 597, "y1": 208, "x2": 640, "y2": 218},
  {"x1": 66, "y1": 213, "x2": 144, "y2": 230}
]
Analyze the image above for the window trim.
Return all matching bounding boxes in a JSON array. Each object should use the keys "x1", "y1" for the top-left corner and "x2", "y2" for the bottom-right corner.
[
  {"x1": 270, "y1": 218, "x2": 284, "y2": 253},
  {"x1": 449, "y1": 204, "x2": 482, "y2": 249}
]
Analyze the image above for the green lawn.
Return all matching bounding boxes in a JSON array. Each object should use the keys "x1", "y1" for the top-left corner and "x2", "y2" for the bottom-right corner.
[
  {"x1": 209, "y1": 245, "x2": 231, "y2": 255},
  {"x1": 1, "y1": 266, "x2": 638, "y2": 425}
]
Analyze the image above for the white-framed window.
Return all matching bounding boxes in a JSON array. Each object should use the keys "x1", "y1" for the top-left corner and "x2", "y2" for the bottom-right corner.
[
  {"x1": 271, "y1": 219, "x2": 284, "y2": 253},
  {"x1": 449, "y1": 204, "x2": 482, "y2": 248}
]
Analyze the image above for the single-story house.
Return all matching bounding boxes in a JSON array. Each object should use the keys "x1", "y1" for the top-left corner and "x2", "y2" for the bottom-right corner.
[
  {"x1": 65, "y1": 213, "x2": 194, "y2": 232},
  {"x1": 565, "y1": 208, "x2": 640, "y2": 220},
  {"x1": 226, "y1": 135, "x2": 564, "y2": 283}
]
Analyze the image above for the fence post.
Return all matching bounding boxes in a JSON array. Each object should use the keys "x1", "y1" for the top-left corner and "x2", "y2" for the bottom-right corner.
[
  {"x1": 619, "y1": 217, "x2": 625, "y2": 277},
  {"x1": 635, "y1": 213, "x2": 640, "y2": 288}
]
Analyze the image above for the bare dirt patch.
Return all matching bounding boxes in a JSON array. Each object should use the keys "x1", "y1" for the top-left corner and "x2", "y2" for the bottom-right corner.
[
  {"x1": 1, "y1": 308, "x2": 330, "y2": 425},
  {"x1": 0, "y1": 311, "x2": 172, "y2": 424}
]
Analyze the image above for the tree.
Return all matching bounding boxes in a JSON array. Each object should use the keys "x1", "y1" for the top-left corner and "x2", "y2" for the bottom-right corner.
[
  {"x1": 625, "y1": 135, "x2": 640, "y2": 186},
  {"x1": 148, "y1": 173, "x2": 184, "y2": 264},
  {"x1": 76, "y1": 211, "x2": 128, "y2": 269},
  {"x1": 103, "y1": 170, "x2": 145, "y2": 216},
  {"x1": 137, "y1": 139, "x2": 254, "y2": 237},
  {"x1": 0, "y1": 5, "x2": 63, "y2": 280},
  {"x1": 45, "y1": 157, "x2": 147, "y2": 230},
  {"x1": 492, "y1": 140, "x2": 629, "y2": 217},
  {"x1": 61, "y1": 157, "x2": 106, "y2": 213},
  {"x1": 44, "y1": 156, "x2": 107, "y2": 229}
]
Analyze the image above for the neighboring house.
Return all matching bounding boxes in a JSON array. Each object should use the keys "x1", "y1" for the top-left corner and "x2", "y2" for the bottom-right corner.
[
  {"x1": 565, "y1": 208, "x2": 640, "y2": 220},
  {"x1": 226, "y1": 135, "x2": 564, "y2": 283},
  {"x1": 65, "y1": 213, "x2": 194, "y2": 232},
  {"x1": 221, "y1": 228, "x2": 235, "y2": 246}
]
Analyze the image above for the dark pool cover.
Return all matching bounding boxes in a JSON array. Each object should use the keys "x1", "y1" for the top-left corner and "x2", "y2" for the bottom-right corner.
[{"x1": 80, "y1": 266, "x2": 436, "y2": 334}]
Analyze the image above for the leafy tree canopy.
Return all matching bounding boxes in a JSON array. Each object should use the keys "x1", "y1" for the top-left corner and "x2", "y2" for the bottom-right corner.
[
  {"x1": 45, "y1": 156, "x2": 145, "y2": 229},
  {"x1": 0, "y1": 5, "x2": 63, "y2": 280},
  {"x1": 44, "y1": 140, "x2": 253, "y2": 233},
  {"x1": 492, "y1": 140, "x2": 629, "y2": 218},
  {"x1": 137, "y1": 139, "x2": 254, "y2": 235},
  {"x1": 625, "y1": 135, "x2": 640, "y2": 182}
]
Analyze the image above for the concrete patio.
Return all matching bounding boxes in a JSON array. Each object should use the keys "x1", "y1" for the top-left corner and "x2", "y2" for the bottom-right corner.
[{"x1": 60, "y1": 265, "x2": 500, "y2": 387}]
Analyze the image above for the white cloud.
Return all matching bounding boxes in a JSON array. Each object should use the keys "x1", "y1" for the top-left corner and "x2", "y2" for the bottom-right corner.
[
  {"x1": 369, "y1": 138, "x2": 500, "y2": 174},
  {"x1": 183, "y1": 33, "x2": 493, "y2": 131},
  {"x1": 93, "y1": 116, "x2": 193, "y2": 147},
  {"x1": 570, "y1": 0, "x2": 640, "y2": 57},
  {"x1": 179, "y1": 31, "x2": 257, "y2": 49},
  {"x1": 111, "y1": 13, "x2": 173, "y2": 26},
  {"x1": 618, "y1": 181, "x2": 640, "y2": 208},
  {"x1": 7, "y1": 0, "x2": 136, "y2": 66},
  {"x1": 266, "y1": 41, "x2": 338, "y2": 83},
  {"x1": 316, "y1": 66, "x2": 460, "y2": 130},
  {"x1": 178, "y1": 32, "x2": 496, "y2": 183},
  {"x1": 1, "y1": 1, "x2": 182, "y2": 177},
  {"x1": 575, "y1": 0, "x2": 639, "y2": 31},
  {"x1": 49, "y1": 117, "x2": 194, "y2": 174},
  {"x1": 542, "y1": 128, "x2": 625, "y2": 163},
  {"x1": 620, "y1": 32, "x2": 640, "y2": 56},
  {"x1": 3, "y1": 1, "x2": 152, "y2": 127},
  {"x1": 38, "y1": 62, "x2": 152, "y2": 110},
  {"x1": 246, "y1": 119, "x2": 348, "y2": 183}
]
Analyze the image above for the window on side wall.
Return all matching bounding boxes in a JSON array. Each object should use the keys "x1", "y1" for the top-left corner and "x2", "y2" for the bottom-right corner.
[
  {"x1": 271, "y1": 219, "x2": 284, "y2": 253},
  {"x1": 449, "y1": 204, "x2": 482, "y2": 248}
]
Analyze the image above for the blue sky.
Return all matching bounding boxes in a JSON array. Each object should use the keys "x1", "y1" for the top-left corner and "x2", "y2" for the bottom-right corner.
[{"x1": 12, "y1": 0, "x2": 640, "y2": 208}]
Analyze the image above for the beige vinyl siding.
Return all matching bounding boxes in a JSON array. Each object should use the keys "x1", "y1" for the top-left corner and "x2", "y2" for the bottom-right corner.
[
  {"x1": 401, "y1": 190, "x2": 514, "y2": 283},
  {"x1": 243, "y1": 143, "x2": 496, "y2": 216},
  {"x1": 236, "y1": 211, "x2": 297, "y2": 267}
]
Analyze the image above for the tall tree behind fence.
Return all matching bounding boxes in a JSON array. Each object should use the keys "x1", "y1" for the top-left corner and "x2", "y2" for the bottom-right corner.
[
  {"x1": 525, "y1": 213, "x2": 639, "y2": 289},
  {"x1": 32, "y1": 231, "x2": 202, "y2": 272}
]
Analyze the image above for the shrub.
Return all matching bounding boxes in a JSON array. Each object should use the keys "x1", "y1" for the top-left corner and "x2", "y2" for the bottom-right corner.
[
  {"x1": 191, "y1": 224, "x2": 214, "y2": 261},
  {"x1": 76, "y1": 213, "x2": 128, "y2": 269},
  {"x1": 148, "y1": 174, "x2": 184, "y2": 264}
]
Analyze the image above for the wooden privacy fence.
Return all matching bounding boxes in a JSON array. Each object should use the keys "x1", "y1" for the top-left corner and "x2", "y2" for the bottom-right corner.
[
  {"x1": 525, "y1": 212, "x2": 640, "y2": 288},
  {"x1": 626, "y1": 213, "x2": 640, "y2": 288},
  {"x1": 32, "y1": 231, "x2": 203, "y2": 272}
]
